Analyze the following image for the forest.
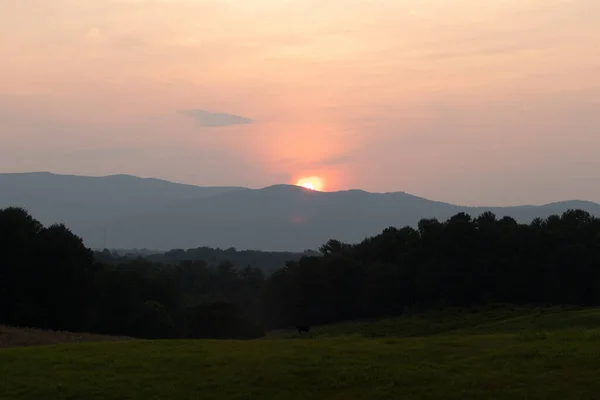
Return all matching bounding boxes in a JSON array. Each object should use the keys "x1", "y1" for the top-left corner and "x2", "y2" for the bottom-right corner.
[
  {"x1": 94, "y1": 246, "x2": 318, "y2": 276},
  {"x1": 1, "y1": 206, "x2": 600, "y2": 339}
]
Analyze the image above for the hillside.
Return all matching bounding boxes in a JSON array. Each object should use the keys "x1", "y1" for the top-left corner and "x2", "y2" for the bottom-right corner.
[
  {"x1": 2, "y1": 172, "x2": 599, "y2": 251},
  {"x1": 268, "y1": 305, "x2": 600, "y2": 338},
  {"x1": 3, "y1": 307, "x2": 600, "y2": 399},
  {"x1": 0, "y1": 325, "x2": 131, "y2": 348},
  {"x1": 0, "y1": 172, "x2": 244, "y2": 247}
]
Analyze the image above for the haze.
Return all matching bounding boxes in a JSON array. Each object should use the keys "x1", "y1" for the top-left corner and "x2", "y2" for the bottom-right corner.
[{"x1": 1, "y1": 0, "x2": 599, "y2": 206}]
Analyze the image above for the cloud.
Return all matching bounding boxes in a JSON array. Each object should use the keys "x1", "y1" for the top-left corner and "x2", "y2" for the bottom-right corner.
[{"x1": 178, "y1": 109, "x2": 252, "y2": 128}]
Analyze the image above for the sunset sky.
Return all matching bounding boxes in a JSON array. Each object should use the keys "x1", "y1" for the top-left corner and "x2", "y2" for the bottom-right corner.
[{"x1": 1, "y1": 0, "x2": 599, "y2": 205}]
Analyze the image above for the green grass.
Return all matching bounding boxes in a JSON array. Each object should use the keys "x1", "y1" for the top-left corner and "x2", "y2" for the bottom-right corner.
[
  {"x1": 3, "y1": 307, "x2": 600, "y2": 399},
  {"x1": 268, "y1": 305, "x2": 600, "y2": 339},
  {"x1": 0, "y1": 325, "x2": 131, "y2": 348}
]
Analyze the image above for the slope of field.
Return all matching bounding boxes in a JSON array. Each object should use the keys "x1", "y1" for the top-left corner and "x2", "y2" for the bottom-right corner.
[
  {"x1": 2, "y1": 308, "x2": 600, "y2": 400},
  {"x1": 0, "y1": 325, "x2": 132, "y2": 348},
  {"x1": 268, "y1": 305, "x2": 600, "y2": 338}
]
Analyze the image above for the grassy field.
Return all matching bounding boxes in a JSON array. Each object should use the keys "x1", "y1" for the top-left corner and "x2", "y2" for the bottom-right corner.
[
  {"x1": 268, "y1": 305, "x2": 600, "y2": 338},
  {"x1": 0, "y1": 325, "x2": 132, "y2": 348},
  {"x1": 3, "y1": 307, "x2": 600, "y2": 400}
]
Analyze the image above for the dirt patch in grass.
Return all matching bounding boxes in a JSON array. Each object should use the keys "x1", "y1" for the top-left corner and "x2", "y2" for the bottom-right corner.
[{"x1": 0, "y1": 325, "x2": 134, "y2": 348}]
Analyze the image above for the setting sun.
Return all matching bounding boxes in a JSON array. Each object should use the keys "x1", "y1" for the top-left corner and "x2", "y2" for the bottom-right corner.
[{"x1": 296, "y1": 176, "x2": 324, "y2": 191}]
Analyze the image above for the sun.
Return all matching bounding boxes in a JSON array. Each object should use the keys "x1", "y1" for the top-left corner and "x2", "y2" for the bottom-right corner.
[{"x1": 295, "y1": 176, "x2": 324, "y2": 191}]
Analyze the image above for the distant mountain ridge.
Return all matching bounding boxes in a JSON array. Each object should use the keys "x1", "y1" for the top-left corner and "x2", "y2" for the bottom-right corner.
[{"x1": 1, "y1": 172, "x2": 599, "y2": 251}]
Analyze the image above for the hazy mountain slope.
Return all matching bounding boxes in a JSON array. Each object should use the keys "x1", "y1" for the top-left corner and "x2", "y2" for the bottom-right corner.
[
  {"x1": 2, "y1": 173, "x2": 599, "y2": 251},
  {"x1": 96, "y1": 184, "x2": 600, "y2": 251},
  {"x1": 0, "y1": 172, "x2": 245, "y2": 240}
]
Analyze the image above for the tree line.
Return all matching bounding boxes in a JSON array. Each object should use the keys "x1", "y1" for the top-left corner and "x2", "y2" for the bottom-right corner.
[
  {"x1": 95, "y1": 246, "x2": 318, "y2": 276},
  {"x1": 1, "y1": 207, "x2": 264, "y2": 339},
  {"x1": 1, "y1": 206, "x2": 599, "y2": 339},
  {"x1": 263, "y1": 210, "x2": 600, "y2": 329}
]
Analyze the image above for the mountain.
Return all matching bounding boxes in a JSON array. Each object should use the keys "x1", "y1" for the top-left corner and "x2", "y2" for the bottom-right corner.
[
  {"x1": 1, "y1": 172, "x2": 599, "y2": 251},
  {"x1": 0, "y1": 172, "x2": 244, "y2": 243}
]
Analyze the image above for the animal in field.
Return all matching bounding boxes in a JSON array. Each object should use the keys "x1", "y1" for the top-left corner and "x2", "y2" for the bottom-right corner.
[{"x1": 296, "y1": 325, "x2": 310, "y2": 334}]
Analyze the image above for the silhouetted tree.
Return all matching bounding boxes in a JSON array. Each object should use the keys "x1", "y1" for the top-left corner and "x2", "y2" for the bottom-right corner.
[{"x1": 3, "y1": 206, "x2": 600, "y2": 338}]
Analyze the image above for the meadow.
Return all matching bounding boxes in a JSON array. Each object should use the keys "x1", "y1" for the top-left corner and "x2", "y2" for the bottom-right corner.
[
  {"x1": 2, "y1": 306, "x2": 600, "y2": 400},
  {"x1": 0, "y1": 325, "x2": 132, "y2": 348}
]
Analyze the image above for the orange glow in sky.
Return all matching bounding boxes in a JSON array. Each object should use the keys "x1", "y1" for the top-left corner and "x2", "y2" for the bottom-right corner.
[
  {"x1": 296, "y1": 176, "x2": 324, "y2": 191},
  {"x1": 1, "y1": 0, "x2": 600, "y2": 205}
]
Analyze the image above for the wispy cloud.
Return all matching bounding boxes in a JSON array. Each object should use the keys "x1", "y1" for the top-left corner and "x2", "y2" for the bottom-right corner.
[{"x1": 178, "y1": 109, "x2": 253, "y2": 128}]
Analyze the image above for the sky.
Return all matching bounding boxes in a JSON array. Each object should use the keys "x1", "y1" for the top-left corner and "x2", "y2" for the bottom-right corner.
[{"x1": 1, "y1": 0, "x2": 599, "y2": 206}]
